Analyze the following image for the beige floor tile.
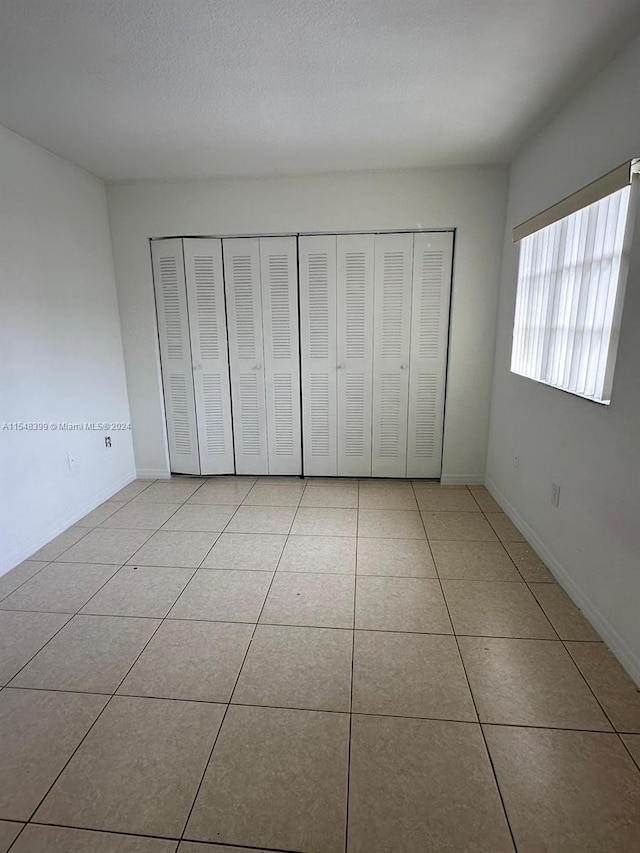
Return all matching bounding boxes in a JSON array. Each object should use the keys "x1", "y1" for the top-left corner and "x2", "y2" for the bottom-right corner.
[
  {"x1": 352, "y1": 632, "x2": 475, "y2": 720},
  {"x1": 301, "y1": 484, "x2": 359, "y2": 508},
  {"x1": 185, "y1": 705, "x2": 349, "y2": 852},
  {"x1": 360, "y1": 478, "x2": 412, "y2": 488},
  {"x1": 186, "y1": 480, "x2": 254, "y2": 505},
  {"x1": 110, "y1": 480, "x2": 156, "y2": 502},
  {"x1": 80, "y1": 566, "x2": 195, "y2": 618},
  {"x1": 132, "y1": 481, "x2": 204, "y2": 503},
  {"x1": 415, "y1": 488, "x2": 479, "y2": 512},
  {"x1": 255, "y1": 476, "x2": 303, "y2": 485},
  {"x1": 485, "y1": 512, "x2": 525, "y2": 542},
  {"x1": 0, "y1": 562, "x2": 118, "y2": 614},
  {"x1": 100, "y1": 502, "x2": 182, "y2": 529},
  {"x1": 348, "y1": 715, "x2": 514, "y2": 853},
  {"x1": 35, "y1": 696, "x2": 224, "y2": 838},
  {"x1": 119, "y1": 620, "x2": 253, "y2": 702},
  {"x1": 0, "y1": 611, "x2": 70, "y2": 684},
  {"x1": 260, "y1": 572, "x2": 355, "y2": 628},
  {"x1": 201, "y1": 533, "x2": 286, "y2": 570},
  {"x1": 459, "y1": 637, "x2": 611, "y2": 730},
  {"x1": 622, "y1": 734, "x2": 640, "y2": 768},
  {"x1": 11, "y1": 614, "x2": 160, "y2": 693},
  {"x1": 160, "y1": 504, "x2": 236, "y2": 532},
  {"x1": 355, "y1": 576, "x2": 452, "y2": 633},
  {"x1": 306, "y1": 477, "x2": 359, "y2": 487},
  {"x1": 11, "y1": 825, "x2": 177, "y2": 853},
  {"x1": 529, "y1": 583, "x2": 600, "y2": 640},
  {"x1": 58, "y1": 528, "x2": 154, "y2": 564},
  {"x1": 278, "y1": 535, "x2": 356, "y2": 574},
  {"x1": 468, "y1": 485, "x2": 502, "y2": 512},
  {"x1": 502, "y1": 541, "x2": 555, "y2": 582},
  {"x1": 232, "y1": 625, "x2": 352, "y2": 712},
  {"x1": 179, "y1": 844, "x2": 272, "y2": 853},
  {"x1": 76, "y1": 501, "x2": 126, "y2": 528},
  {"x1": 566, "y1": 642, "x2": 640, "y2": 732},
  {"x1": 29, "y1": 526, "x2": 89, "y2": 561},
  {"x1": 243, "y1": 484, "x2": 304, "y2": 506},
  {"x1": 442, "y1": 580, "x2": 556, "y2": 638},
  {"x1": 128, "y1": 530, "x2": 219, "y2": 568},
  {"x1": 358, "y1": 488, "x2": 418, "y2": 510},
  {"x1": 169, "y1": 569, "x2": 272, "y2": 623},
  {"x1": 431, "y1": 541, "x2": 522, "y2": 581},
  {"x1": 225, "y1": 505, "x2": 296, "y2": 535},
  {"x1": 356, "y1": 537, "x2": 436, "y2": 577},
  {"x1": 484, "y1": 725, "x2": 640, "y2": 853},
  {"x1": 0, "y1": 822, "x2": 22, "y2": 853},
  {"x1": 358, "y1": 509, "x2": 425, "y2": 539},
  {"x1": 0, "y1": 688, "x2": 108, "y2": 820},
  {"x1": 422, "y1": 512, "x2": 498, "y2": 541},
  {"x1": 0, "y1": 561, "x2": 48, "y2": 600},
  {"x1": 291, "y1": 506, "x2": 358, "y2": 536}
]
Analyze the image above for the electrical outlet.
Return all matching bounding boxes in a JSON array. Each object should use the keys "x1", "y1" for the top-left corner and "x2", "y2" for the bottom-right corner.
[
  {"x1": 105, "y1": 436, "x2": 112, "y2": 448},
  {"x1": 551, "y1": 482, "x2": 561, "y2": 507},
  {"x1": 66, "y1": 451, "x2": 77, "y2": 470},
  {"x1": 513, "y1": 455, "x2": 520, "y2": 468}
]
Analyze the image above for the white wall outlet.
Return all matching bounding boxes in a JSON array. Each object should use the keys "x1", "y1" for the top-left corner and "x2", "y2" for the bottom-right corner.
[
  {"x1": 67, "y1": 451, "x2": 77, "y2": 470},
  {"x1": 551, "y1": 482, "x2": 561, "y2": 507}
]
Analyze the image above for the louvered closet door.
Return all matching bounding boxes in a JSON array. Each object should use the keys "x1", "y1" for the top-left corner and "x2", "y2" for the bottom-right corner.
[
  {"x1": 259, "y1": 237, "x2": 301, "y2": 475},
  {"x1": 183, "y1": 239, "x2": 234, "y2": 474},
  {"x1": 372, "y1": 233, "x2": 414, "y2": 477},
  {"x1": 223, "y1": 238, "x2": 268, "y2": 475},
  {"x1": 407, "y1": 232, "x2": 454, "y2": 477},
  {"x1": 337, "y1": 234, "x2": 375, "y2": 477},
  {"x1": 151, "y1": 239, "x2": 200, "y2": 474},
  {"x1": 299, "y1": 236, "x2": 338, "y2": 476}
]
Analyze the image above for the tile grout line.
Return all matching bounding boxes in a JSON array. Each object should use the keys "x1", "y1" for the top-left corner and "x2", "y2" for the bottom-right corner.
[
  {"x1": 343, "y1": 479, "x2": 360, "y2": 853},
  {"x1": 176, "y1": 481, "x2": 294, "y2": 844},
  {"x1": 413, "y1": 481, "x2": 520, "y2": 853}
]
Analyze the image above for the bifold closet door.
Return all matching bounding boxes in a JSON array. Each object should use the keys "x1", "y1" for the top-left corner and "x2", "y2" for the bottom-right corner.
[
  {"x1": 183, "y1": 239, "x2": 234, "y2": 474},
  {"x1": 337, "y1": 235, "x2": 375, "y2": 476},
  {"x1": 407, "y1": 231, "x2": 454, "y2": 477},
  {"x1": 371, "y1": 233, "x2": 414, "y2": 477},
  {"x1": 151, "y1": 239, "x2": 200, "y2": 475},
  {"x1": 259, "y1": 237, "x2": 301, "y2": 475},
  {"x1": 299, "y1": 235, "x2": 338, "y2": 476},
  {"x1": 223, "y1": 236, "x2": 301, "y2": 475},
  {"x1": 224, "y1": 238, "x2": 268, "y2": 474}
]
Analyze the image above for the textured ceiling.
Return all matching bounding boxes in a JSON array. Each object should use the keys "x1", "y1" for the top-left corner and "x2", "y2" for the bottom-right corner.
[{"x1": 1, "y1": 0, "x2": 639, "y2": 180}]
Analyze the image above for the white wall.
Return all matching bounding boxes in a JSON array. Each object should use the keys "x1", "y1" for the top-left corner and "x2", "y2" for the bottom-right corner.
[
  {"x1": 107, "y1": 167, "x2": 508, "y2": 481},
  {"x1": 0, "y1": 126, "x2": 135, "y2": 573},
  {"x1": 486, "y1": 35, "x2": 640, "y2": 682}
]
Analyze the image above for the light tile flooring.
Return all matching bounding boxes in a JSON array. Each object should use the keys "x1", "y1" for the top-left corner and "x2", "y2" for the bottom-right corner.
[{"x1": 1, "y1": 477, "x2": 639, "y2": 853}]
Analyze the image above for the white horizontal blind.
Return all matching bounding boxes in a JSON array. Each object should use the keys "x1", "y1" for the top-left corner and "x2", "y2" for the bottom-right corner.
[{"x1": 511, "y1": 185, "x2": 632, "y2": 404}]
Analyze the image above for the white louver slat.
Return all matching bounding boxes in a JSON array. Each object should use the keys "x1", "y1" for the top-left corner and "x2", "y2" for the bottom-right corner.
[
  {"x1": 407, "y1": 232, "x2": 453, "y2": 477},
  {"x1": 337, "y1": 235, "x2": 374, "y2": 476},
  {"x1": 224, "y1": 238, "x2": 268, "y2": 474},
  {"x1": 372, "y1": 233, "x2": 414, "y2": 477},
  {"x1": 183, "y1": 239, "x2": 234, "y2": 474},
  {"x1": 299, "y1": 236, "x2": 338, "y2": 476},
  {"x1": 260, "y1": 237, "x2": 301, "y2": 475},
  {"x1": 151, "y1": 239, "x2": 200, "y2": 475}
]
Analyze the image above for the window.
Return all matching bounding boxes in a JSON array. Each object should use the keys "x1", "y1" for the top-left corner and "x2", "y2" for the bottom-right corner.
[{"x1": 511, "y1": 162, "x2": 638, "y2": 404}]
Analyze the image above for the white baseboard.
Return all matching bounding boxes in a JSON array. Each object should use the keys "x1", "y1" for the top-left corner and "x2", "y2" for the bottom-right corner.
[
  {"x1": 136, "y1": 467, "x2": 171, "y2": 479},
  {"x1": 440, "y1": 474, "x2": 485, "y2": 486},
  {"x1": 485, "y1": 476, "x2": 640, "y2": 687},
  {"x1": 0, "y1": 469, "x2": 136, "y2": 576}
]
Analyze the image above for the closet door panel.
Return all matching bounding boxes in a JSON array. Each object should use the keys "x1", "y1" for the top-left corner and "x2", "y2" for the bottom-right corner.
[
  {"x1": 151, "y1": 239, "x2": 200, "y2": 475},
  {"x1": 183, "y1": 239, "x2": 234, "y2": 475},
  {"x1": 299, "y1": 236, "x2": 338, "y2": 476},
  {"x1": 337, "y1": 234, "x2": 375, "y2": 477},
  {"x1": 407, "y1": 232, "x2": 454, "y2": 478},
  {"x1": 260, "y1": 237, "x2": 301, "y2": 475},
  {"x1": 372, "y1": 233, "x2": 414, "y2": 477},
  {"x1": 223, "y1": 238, "x2": 268, "y2": 475}
]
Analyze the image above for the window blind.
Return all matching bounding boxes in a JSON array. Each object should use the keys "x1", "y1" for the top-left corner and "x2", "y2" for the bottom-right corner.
[{"x1": 511, "y1": 184, "x2": 633, "y2": 404}]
